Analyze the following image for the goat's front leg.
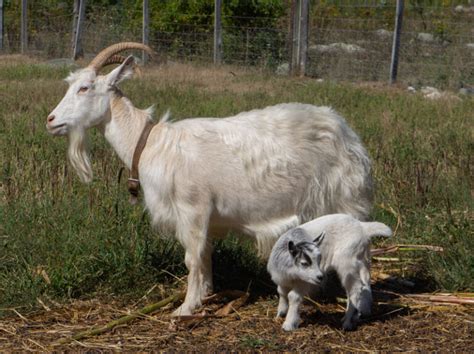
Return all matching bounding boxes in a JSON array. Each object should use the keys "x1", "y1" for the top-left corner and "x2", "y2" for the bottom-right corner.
[
  {"x1": 276, "y1": 285, "x2": 290, "y2": 318},
  {"x1": 282, "y1": 288, "x2": 304, "y2": 331},
  {"x1": 173, "y1": 248, "x2": 203, "y2": 316},
  {"x1": 172, "y1": 212, "x2": 210, "y2": 316}
]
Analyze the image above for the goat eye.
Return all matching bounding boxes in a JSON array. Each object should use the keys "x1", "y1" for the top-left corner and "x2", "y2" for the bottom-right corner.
[{"x1": 78, "y1": 86, "x2": 89, "y2": 94}]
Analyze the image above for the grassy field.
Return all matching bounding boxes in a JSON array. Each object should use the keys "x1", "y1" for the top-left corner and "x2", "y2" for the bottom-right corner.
[{"x1": 0, "y1": 55, "x2": 472, "y2": 319}]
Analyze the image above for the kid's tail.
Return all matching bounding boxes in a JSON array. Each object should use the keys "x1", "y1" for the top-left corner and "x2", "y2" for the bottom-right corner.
[{"x1": 361, "y1": 222, "x2": 392, "y2": 239}]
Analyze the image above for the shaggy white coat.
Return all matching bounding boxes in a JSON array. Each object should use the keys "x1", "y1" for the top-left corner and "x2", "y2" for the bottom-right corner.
[{"x1": 47, "y1": 57, "x2": 374, "y2": 315}]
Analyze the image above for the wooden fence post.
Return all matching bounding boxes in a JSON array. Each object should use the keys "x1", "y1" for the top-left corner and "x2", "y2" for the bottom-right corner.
[
  {"x1": 142, "y1": 0, "x2": 149, "y2": 63},
  {"x1": 299, "y1": 0, "x2": 309, "y2": 77},
  {"x1": 290, "y1": 0, "x2": 309, "y2": 76},
  {"x1": 214, "y1": 0, "x2": 222, "y2": 65},
  {"x1": 72, "y1": 0, "x2": 79, "y2": 54},
  {"x1": 290, "y1": 0, "x2": 298, "y2": 75},
  {"x1": 72, "y1": 0, "x2": 86, "y2": 60},
  {"x1": 390, "y1": 0, "x2": 404, "y2": 84},
  {"x1": 0, "y1": 0, "x2": 4, "y2": 51},
  {"x1": 21, "y1": 0, "x2": 27, "y2": 53}
]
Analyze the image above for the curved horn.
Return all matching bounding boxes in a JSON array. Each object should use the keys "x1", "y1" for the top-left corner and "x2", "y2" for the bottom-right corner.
[
  {"x1": 88, "y1": 42, "x2": 154, "y2": 72},
  {"x1": 102, "y1": 55, "x2": 128, "y2": 68}
]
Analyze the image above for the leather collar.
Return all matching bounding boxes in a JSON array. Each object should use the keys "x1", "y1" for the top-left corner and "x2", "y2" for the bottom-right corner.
[{"x1": 128, "y1": 119, "x2": 155, "y2": 204}]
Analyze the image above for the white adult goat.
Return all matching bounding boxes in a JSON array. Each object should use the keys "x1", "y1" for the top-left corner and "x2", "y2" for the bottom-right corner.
[
  {"x1": 268, "y1": 214, "x2": 392, "y2": 331},
  {"x1": 46, "y1": 42, "x2": 373, "y2": 316}
]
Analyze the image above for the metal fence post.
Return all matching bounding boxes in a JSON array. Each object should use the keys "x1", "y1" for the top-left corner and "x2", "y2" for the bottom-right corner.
[
  {"x1": 143, "y1": 0, "x2": 149, "y2": 63},
  {"x1": 390, "y1": 0, "x2": 404, "y2": 84},
  {"x1": 72, "y1": 0, "x2": 86, "y2": 60},
  {"x1": 0, "y1": 0, "x2": 4, "y2": 51},
  {"x1": 214, "y1": 0, "x2": 222, "y2": 65},
  {"x1": 21, "y1": 0, "x2": 27, "y2": 53}
]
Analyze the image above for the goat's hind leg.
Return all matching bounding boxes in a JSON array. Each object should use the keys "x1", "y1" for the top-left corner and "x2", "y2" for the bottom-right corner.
[
  {"x1": 200, "y1": 240, "x2": 213, "y2": 298},
  {"x1": 340, "y1": 262, "x2": 372, "y2": 331},
  {"x1": 356, "y1": 265, "x2": 373, "y2": 318}
]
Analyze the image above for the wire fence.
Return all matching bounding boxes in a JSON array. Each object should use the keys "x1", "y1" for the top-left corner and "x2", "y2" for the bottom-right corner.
[
  {"x1": 1, "y1": 1, "x2": 473, "y2": 89},
  {"x1": 307, "y1": 2, "x2": 473, "y2": 88}
]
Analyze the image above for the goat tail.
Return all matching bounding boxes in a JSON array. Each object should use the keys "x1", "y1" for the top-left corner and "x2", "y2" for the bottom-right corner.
[{"x1": 361, "y1": 221, "x2": 392, "y2": 239}]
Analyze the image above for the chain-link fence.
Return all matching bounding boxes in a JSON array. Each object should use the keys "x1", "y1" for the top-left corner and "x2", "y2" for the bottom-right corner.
[{"x1": 1, "y1": 1, "x2": 473, "y2": 89}]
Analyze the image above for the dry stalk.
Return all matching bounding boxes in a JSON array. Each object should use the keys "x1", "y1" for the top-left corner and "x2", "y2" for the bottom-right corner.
[
  {"x1": 55, "y1": 291, "x2": 185, "y2": 346},
  {"x1": 371, "y1": 244, "x2": 444, "y2": 256},
  {"x1": 403, "y1": 293, "x2": 474, "y2": 305}
]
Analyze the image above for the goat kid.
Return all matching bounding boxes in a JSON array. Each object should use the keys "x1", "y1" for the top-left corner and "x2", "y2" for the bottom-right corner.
[
  {"x1": 268, "y1": 214, "x2": 392, "y2": 331},
  {"x1": 47, "y1": 43, "x2": 374, "y2": 316}
]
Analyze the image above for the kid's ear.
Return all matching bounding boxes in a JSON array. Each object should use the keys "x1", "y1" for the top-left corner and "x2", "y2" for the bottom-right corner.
[
  {"x1": 313, "y1": 232, "x2": 325, "y2": 247},
  {"x1": 288, "y1": 241, "x2": 296, "y2": 257},
  {"x1": 105, "y1": 55, "x2": 135, "y2": 87},
  {"x1": 288, "y1": 241, "x2": 299, "y2": 258},
  {"x1": 288, "y1": 241, "x2": 295, "y2": 253}
]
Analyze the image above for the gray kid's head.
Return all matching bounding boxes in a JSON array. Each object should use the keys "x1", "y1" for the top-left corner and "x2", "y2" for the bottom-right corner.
[{"x1": 288, "y1": 229, "x2": 325, "y2": 282}]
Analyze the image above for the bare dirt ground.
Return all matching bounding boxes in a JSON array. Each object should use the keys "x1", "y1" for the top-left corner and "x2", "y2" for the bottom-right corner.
[{"x1": 1, "y1": 266, "x2": 473, "y2": 352}]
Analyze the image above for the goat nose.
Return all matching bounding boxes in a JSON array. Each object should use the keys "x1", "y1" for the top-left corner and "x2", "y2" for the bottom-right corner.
[
  {"x1": 47, "y1": 115, "x2": 55, "y2": 123},
  {"x1": 316, "y1": 274, "x2": 324, "y2": 282}
]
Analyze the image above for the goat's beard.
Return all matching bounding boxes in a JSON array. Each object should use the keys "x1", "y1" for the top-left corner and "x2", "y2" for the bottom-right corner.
[{"x1": 67, "y1": 127, "x2": 93, "y2": 183}]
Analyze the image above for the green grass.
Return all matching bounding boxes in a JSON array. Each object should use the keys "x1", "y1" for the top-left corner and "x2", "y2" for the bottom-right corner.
[
  {"x1": 1, "y1": 60, "x2": 472, "y2": 314},
  {"x1": 239, "y1": 335, "x2": 282, "y2": 350}
]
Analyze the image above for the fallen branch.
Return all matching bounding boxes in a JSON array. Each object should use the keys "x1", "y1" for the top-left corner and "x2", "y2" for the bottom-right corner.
[
  {"x1": 215, "y1": 291, "x2": 249, "y2": 317},
  {"x1": 55, "y1": 291, "x2": 185, "y2": 345},
  {"x1": 168, "y1": 290, "x2": 249, "y2": 330},
  {"x1": 203, "y1": 290, "x2": 248, "y2": 305},
  {"x1": 371, "y1": 244, "x2": 444, "y2": 256}
]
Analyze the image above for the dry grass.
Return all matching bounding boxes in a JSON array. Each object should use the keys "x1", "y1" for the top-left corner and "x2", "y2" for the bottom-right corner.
[
  {"x1": 1, "y1": 263, "x2": 473, "y2": 351},
  {"x1": 1, "y1": 293, "x2": 472, "y2": 350},
  {"x1": 145, "y1": 61, "x2": 297, "y2": 96},
  {"x1": 0, "y1": 54, "x2": 38, "y2": 64}
]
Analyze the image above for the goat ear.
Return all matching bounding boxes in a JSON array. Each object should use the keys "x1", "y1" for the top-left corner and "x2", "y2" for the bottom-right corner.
[
  {"x1": 313, "y1": 232, "x2": 325, "y2": 247},
  {"x1": 105, "y1": 55, "x2": 135, "y2": 87}
]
